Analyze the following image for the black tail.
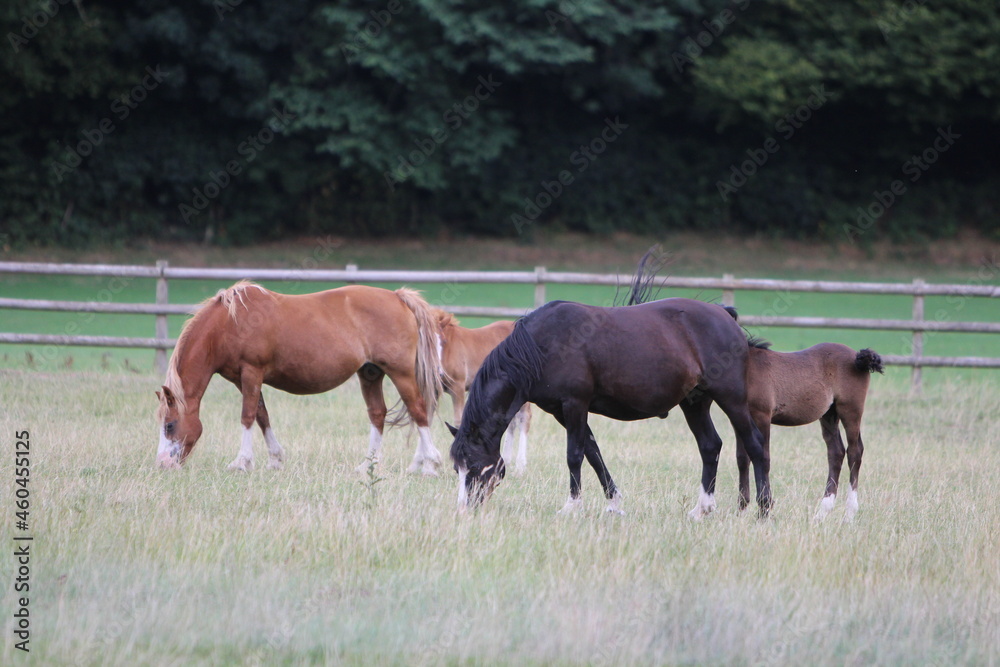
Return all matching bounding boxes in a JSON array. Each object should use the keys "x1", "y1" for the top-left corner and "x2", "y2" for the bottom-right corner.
[
  {"x1": 855, "y1": 348, "x2": 884, "y2": 374},
  {"x1": 623, "y1": 246, "x2": 671, "y2": 306}
]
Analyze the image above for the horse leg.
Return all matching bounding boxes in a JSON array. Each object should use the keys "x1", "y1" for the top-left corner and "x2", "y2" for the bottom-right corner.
[
  {"x1": 581, "y1": 424, "x2": 623, "y2": 515},
  {"x1": 680, "y1": 399, "x2": 723, "y2": 520},
  {"x1": 500, "y1": 403, "x2": 527, "y2": 475},
  {"x1": 501, "y1": 415, "x2": 516, "y2": 472},
  {"x1": 556, "y1": 401, "x2": 590, "y2": 514},
  {"x1": 815, "y1": 406, "x2": 845, "y2": 522},
  {"x1": 515, "y1": 403, "x2": 531, "y2": 475},
  {"x1": 738, "y1": 414, "x2": 770, "y2": 512},
  {"x1": 450, "y1": 384, "x2": 466, "y2": 425},
  {"x1": 356, "y1": 365, "x2": 388, "y2": 474},
  {"x1": 715, "y1": 394, "x2": 771, "y2": 517},
  {"x1": 255, "y1": 395, "x2": 285, "y2": 470},
  {"x1": 229, "y1": 369, "x2": 263, "y2": 472},
  {"x1": 386, "y1": 372, "x2": 442, "y2": 476},
  {"x1": 840, "y1": 405, "x2": 865, "y2": 522}
]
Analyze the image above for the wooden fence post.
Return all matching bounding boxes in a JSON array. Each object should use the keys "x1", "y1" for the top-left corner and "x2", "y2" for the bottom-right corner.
[
  {"x1": 534, "y1": 266, "x2": 546, "y2": 308},
  {"x1": 722, "y1": 273, "x2": 735, "y2": 308},
  {"x1": 155, "y1": 260, "x2": 169, "y2": 376},
  {"x1": 911, "y1": 278, "x2": 925, "y2": 393}
]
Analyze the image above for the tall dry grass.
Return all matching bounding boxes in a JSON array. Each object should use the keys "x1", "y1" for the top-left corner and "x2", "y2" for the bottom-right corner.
[{"x1": 1, "y1": 369, "x2": 998, "y2": 665}]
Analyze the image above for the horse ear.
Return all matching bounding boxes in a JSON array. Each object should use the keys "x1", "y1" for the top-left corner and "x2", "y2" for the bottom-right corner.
[
  {"x1": 155, "y1": 390, "x2": 162, "y2": 401},
  {"x1": 160, "y1": 385, "x2": 176, "y2": 407},
  {"x1": 445, "y1": 422, "x2": 459, "y2": 437}
]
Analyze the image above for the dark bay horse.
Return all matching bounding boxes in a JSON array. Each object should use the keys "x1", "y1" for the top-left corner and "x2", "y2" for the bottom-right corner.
[
  {"x1": 155, "y1": 281, "x2": 444, "y2": 474},
  {"x1": 433, "y1": 308, "x2": 532, "y2": 474},
  {"x1": 448, "y1": 297, "x2": 771, "y2": 518},
  {"x1": 742, "y1": 341, "x2": 883, "y2": 521}
]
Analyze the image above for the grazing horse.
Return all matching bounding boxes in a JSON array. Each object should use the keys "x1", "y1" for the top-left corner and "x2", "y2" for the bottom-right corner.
[
  {"x1": 155, "y1": 281, "x2": 444, "y2": 475},
  {"x1": 433, "y1": 309, "x2": 532, "y2": 474},
  {"x1": 448, "y1": 296, "x2": 771, "y2": 518},
  {"x1": 740, "y1": 340, "x2": 883, "y2": 521}
]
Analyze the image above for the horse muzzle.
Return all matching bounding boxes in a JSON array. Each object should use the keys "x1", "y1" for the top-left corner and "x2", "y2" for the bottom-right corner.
[{"x1": 156, "y1": 432, "x2": 184, "y2": 469}]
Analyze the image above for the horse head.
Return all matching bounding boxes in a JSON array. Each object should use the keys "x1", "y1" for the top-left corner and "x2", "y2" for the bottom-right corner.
[
  {"x1": 155, "y1": 385, "x2": 202, "y2": 469},
  {"x1": 448, "y1": 420, "x2": 506, "y2": 511}
]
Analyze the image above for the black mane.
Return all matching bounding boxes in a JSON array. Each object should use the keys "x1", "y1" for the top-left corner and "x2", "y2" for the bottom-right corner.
[{"x1": 459, "y1": 316, "x2": 545, "y2": 434}]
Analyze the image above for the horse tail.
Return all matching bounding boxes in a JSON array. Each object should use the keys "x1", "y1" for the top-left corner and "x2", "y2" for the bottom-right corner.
[
  {"x1": 623, "y1": 245, "x2": 671, "y2": 306},
  {"x1": 854, "y1": 348, "x2": 885, "y2": 374},
  {"x1": 395, "y1": 288, "x2": 444, "y2": 419}
]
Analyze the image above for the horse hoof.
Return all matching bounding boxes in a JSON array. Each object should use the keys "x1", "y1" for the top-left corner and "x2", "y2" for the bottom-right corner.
[
  {"x1": 406, "y1": 461, "x2": 422, "y2": 475},
  {"x1": 606, "y1": 507, "x2": 625, "y2": 516},
  {"x1": 421, "y1": 465, "x2": 439, "y2": 477},
  {"x1": 267, "y1": 459, "x2": 283, "y2": 471},
  {"x1": 557, "y1": 498, "x2": 583, "y2": 515},
  {"x1": 227, "y1": 458, "x2": 253, "y2": 472}
]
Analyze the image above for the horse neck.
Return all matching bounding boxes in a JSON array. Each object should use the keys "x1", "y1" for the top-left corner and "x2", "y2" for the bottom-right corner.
[
  {"x1": 171, "y1": 317, "x2": 221, "y2": 416},
  {"x1": 468, "y1": 376, "x2": 520, "y2": 450}
]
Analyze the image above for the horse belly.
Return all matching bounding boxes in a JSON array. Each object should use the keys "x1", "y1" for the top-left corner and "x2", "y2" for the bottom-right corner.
[
  {"x1": 590, "y1": 371, "x2": 694, "y2": 420},
  {"x1": 771, "y1": 388, "x2": 833, "y2": 426},
  {"x1": 264, "y1": 352, "x2": 362, "y2": 395}
]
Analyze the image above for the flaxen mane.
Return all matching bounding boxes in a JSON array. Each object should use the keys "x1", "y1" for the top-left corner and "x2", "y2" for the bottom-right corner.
[
  {"x1": 160, "y1": 281, "x2": 271, "y2": 417},
  {"x1": 217, "y1": 280, "x2": 270, "y2": 321},
  {"x1": 434, "y1": 308, "x2": 459, "y2": 330}
]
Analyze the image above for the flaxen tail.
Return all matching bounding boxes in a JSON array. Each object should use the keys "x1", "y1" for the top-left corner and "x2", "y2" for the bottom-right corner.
[
  {"x1": 854, "y1": 348, "x2": 885, "y2": 374},
  {"x1": 395, "y1": 288, "x2": 444, "y2": 420}
]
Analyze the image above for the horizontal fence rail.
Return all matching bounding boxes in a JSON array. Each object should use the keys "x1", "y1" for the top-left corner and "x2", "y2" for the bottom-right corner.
[{"x1": 2, "y1": 261, "x2": 998, "y2": 389}]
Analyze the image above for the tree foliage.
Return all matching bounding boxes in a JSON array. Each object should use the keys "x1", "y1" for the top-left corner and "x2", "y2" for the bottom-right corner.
[{"x1": 1, "y1": 0, "x2": 998, "y2": 246}]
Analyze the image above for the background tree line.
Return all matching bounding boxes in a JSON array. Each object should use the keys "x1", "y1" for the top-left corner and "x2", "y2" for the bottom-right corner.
[{"x1": 2, "y1": 0, "x2": 998, "y2": 247}]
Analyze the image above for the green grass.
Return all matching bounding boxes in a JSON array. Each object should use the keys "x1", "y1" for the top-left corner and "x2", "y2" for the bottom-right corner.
[{"x1": 1, "y1": 370, "x2": 998, "y2": 665}]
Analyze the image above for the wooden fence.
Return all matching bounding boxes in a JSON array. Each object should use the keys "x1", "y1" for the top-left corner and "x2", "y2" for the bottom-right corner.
[{"x1": 1, "y1": 261, "x2": 998, "y2": 390}]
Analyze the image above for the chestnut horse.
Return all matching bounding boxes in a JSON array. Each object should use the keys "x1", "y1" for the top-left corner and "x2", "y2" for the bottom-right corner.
[
  {"x1": 741, "y1": 341, "x2": 883, "y2": 522},
  {"x1": 155, "y1": 281, "x2": 444, "y2": 475},
  {"x1": 434, "y1": 309, "x2": 532, "y2": 474}
]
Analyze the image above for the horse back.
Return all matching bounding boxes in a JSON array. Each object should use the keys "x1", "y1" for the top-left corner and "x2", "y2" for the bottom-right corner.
[
  {"x1": 748, "y1": 342, "x2": 871, "y2": 426},
  {"x1": 524, "y1": 299, "x2": 749, "y2": 416},
  {"x1": 213, "y1": 285, "x2": 420, "y2": 391}
]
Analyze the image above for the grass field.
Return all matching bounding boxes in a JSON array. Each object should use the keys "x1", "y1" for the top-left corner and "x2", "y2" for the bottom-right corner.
[
  {"x1": 1, "y1": 369, "x2": 999, "y2": 665},
  {"x1": 1, "y1": 234, "x2": 999, "y2": 664}
]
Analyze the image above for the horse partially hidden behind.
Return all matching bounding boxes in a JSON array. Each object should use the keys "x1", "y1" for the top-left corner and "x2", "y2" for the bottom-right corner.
[
  {"x1": 433, "y1": 309, "x2": 532, "y2": 474},
  {"x1": 155, "y1": 281, "x2": 444, "y2": 475},
  {"x1": 448, "y1": 261, "x2": 771, "y2": 518},
  {"x1": 741, "y1": 340, "x2": 883, "y2": 521}
]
